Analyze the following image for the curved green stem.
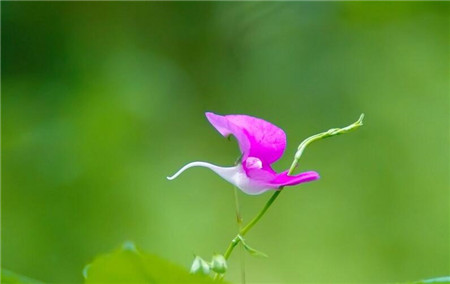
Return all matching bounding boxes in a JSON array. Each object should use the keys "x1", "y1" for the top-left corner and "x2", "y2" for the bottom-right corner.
[
  {"x1": 290, "y1": 114, "x2": 364, "y2": 171},
  {"x1": 232, "y1": 186, "x2": 246, "y2": 284},
  {"x1": 223, "y1": 190, "x2": 281, "y2": 260}
]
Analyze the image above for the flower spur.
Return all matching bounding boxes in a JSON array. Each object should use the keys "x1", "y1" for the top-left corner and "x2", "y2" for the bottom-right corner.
[{"x1": 167, "y1": 112, "x2": 320, "y2": 195}]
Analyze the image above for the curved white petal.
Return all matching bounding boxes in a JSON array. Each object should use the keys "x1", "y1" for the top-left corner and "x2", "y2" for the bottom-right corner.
[
  {"x1": 167, "y1": 161, "x2": 238, "y2": 181},
  {"x1": 167, "y1": 161, "x2": 275, "y2": 195}
]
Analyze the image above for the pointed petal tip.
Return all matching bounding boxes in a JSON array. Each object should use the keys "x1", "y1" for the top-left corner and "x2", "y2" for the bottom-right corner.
[
  {"x1": 310, "y1": 171, "x2": 320, "y2": 179},
  {"x1": 166, "y1": 162, "x2": 197, "y2": 181},
  {"x1": 270, "y1": 170, "x2": 320, "y2": 187},
  {"x1": 305, "y1": 171, "x2": 321, "y2": 182},
  {"x1": 205, "y1": 112, "x2": 222, "y2": 126},
  {"x1": 166, "y1": 161, "x2": 235, "y2": 182},
  {"x1": 205, "y1": 111, "x2": 216, "y2": 119}
]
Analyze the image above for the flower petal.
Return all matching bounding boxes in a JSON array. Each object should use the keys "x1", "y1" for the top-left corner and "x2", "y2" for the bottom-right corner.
[
  {"x1": 242, "y1": 167, "x2": 319, "y2": 193},
  {"x1": 167, "y1": 161, "x2": 319, "y2": 195},
  {"x1": 167, "y1": 161, "x2": 276, "y2": 195},
  {"x1": 167, "y1": 161, "x2": 240, "y2": 182},
  {"x1": 205, "y1": 112, "x2": 286, "y2": 165},
  {"x1": 270, "y1": 170, "x2": 320, "y2": 187}
]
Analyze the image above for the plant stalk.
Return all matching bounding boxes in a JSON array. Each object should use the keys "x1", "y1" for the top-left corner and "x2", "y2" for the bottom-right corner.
[{"x1": 214, "y1": 114, "x2": 364, "y2": 281}]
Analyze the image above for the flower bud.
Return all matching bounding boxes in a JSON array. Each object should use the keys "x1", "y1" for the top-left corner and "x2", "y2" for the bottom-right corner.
[
  {"x1": 190, "y1": 256, "x2": 210, "y2": 275},
  {"x1": 210, "y1": 254, "x2": 227, "y2": 274}
]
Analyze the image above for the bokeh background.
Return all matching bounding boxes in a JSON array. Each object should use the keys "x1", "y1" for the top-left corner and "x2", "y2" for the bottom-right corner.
[{"x1": 2, "y1": 2, "x2": 449, "y2": 283}]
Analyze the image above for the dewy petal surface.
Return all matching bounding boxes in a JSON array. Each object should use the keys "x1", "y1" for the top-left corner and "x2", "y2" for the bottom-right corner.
[{"x1": 205, "y1": 112, "x2": 286, "y2": 165}]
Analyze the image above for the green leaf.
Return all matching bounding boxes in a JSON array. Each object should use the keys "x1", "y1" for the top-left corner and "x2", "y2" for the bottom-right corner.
[
  {"x1": 1, "y1": 269, "x2": 45, "y2": 284},
  {"x1": 238, "y1": 236, "x2": 268, "y2": 258},
  {"x1": 83, "y1": 242, "x2": 216, "y2": 283}
]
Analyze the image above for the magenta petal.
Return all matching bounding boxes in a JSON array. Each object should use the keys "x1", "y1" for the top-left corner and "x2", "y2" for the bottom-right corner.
[
  {"x1": 205, "y1": 112, "x2": 286, "y2": 165},
  {"x1": 270, "y1": 171, "x2": 320, "y2": 187}
]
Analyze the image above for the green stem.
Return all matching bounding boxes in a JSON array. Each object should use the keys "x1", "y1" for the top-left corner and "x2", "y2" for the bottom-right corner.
[
  {"x1": 223, "y1": 190, "x2": 281, "y2": 260},
  {"x1": 234, "y1": 187, "x2": 243, "y2": 226},
  {"x1": 232, "y1": 186, "x2": 246, "y2": 284},
  {"x1": 232, "y1": 155, "x2": 247, "y2": 283},
  {"x1": 215, "y1": 114, "x2": 364, "y2": 280},
  {"x1": 239, "y1": 190, "x2": 281, "y2": 238},
  {"x1": 290, "y1": 114, "x2": 364, "y2": 171}
]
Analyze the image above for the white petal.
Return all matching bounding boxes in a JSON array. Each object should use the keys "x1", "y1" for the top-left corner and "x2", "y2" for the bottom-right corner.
[
  {"x1": 167, "y1": 161, "x2": 275, "y2": 195},
  {"x1": 167, "y1": 161, "x2": 238, "y2": 181}
]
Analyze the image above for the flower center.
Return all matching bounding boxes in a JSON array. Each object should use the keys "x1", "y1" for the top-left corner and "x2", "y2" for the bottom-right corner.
[{"x1": 245, "y1": 157, "x2": 263, "y2": 169}]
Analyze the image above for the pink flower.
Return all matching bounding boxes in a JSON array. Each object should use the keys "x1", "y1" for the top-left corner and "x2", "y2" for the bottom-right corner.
[{"x1": 167, "y1": 112, "x2": 320, "y2": 195}]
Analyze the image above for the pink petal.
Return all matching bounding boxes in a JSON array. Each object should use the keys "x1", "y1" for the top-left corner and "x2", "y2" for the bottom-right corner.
[
  {"x1": 205, "y1": 112, "x2": 286, "y2": 165},
  {"x1": 243, "y1": 166, "x2": 319, "y2": 193},
  {"x1": 270, "y1": 170, "x2": 320, "y2": 187}
]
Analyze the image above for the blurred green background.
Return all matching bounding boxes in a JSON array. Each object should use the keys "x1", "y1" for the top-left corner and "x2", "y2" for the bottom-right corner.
[{"x1": 2, "y1": 2, "x2": 449, "y2": 283}]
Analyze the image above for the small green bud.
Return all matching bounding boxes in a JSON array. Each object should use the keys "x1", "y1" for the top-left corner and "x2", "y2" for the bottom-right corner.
[
  {"x1": 190, "y1": 255, "x2": 210, "y2": 275},
  {"x1": 210, "y1": 254, "x2": 227, "y2": 274}
]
